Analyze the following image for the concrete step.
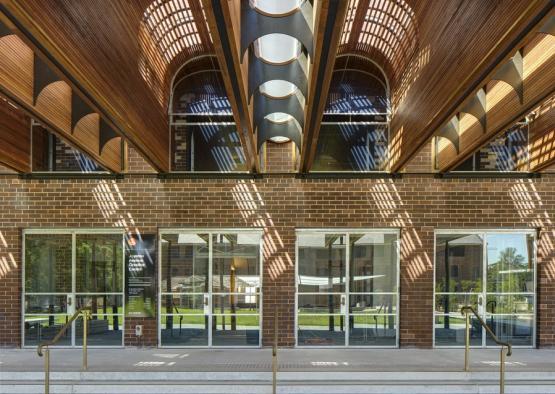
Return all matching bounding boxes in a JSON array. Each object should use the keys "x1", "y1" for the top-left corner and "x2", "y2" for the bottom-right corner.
[{"x1": 2, "y1": 372, "x2": 555, "y2": 394}]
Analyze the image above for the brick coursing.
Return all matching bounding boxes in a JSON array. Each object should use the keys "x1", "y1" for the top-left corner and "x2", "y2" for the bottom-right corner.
[
  {"x1": 0, "y1": 173, "x2": 554, "y2": 349},
  {"x1": 264, "y1": 141, "x2": 297, "y2": 173}
]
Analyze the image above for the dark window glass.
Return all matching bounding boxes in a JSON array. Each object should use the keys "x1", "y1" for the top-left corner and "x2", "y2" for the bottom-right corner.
[
  {"x1": 312, "y1": 123, "x2": 388, "y2": 171},
  {"x1": 31, "y1": 125, "x2": 105, "y2": 172},
  {"x1": 452, "y1": 123, "x2": 528, "y2": 172}
]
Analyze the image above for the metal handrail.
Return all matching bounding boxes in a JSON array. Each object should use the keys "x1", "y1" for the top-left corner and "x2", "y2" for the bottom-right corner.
[
  {"x1": 461, "y1": 305, "x2": 512, "y2": 394},
  {"x1": 37, "y1": 307, "x2": 90, "y2": 394},
  {"x1": 272, "y1": 309, "x2": 278, "y2": 394}
]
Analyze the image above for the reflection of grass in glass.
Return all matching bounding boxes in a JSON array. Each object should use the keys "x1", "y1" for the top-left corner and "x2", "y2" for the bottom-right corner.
[
  {"x1": 161, "y1": 313, "x2": 259, "y2": 326},
  {"x1": 298, "y1": 314, "x2": 393, "y2": 327}
]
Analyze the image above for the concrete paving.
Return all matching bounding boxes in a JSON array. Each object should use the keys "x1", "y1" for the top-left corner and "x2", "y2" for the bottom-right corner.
[{"x1": 1, "y1": 347, "x2": 554, "y2": 373}]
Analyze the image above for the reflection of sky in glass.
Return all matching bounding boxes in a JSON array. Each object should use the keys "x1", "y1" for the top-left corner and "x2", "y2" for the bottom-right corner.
[
  {"x1": 486, "y1": 233, "x2": 530, "y2": 266},
  {"x1": 73, "y1": 151, "x2": 103, "y2": 172}
]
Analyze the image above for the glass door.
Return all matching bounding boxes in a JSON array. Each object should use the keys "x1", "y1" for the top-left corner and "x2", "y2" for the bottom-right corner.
[
  {"x1": 296, "y1": 230, "x2": 399, "y2": 347},
  {"x1": 23, "y1": 230, "x2": 124, "y2": 347},
  {"x1": 434, "y1": 230, "x2": 536, "y2": 347},
  {"x1": 297, "y1": 233, "x2": 347, "y2": 346},
  {"x1": 159, "y1": 230, "x2": 262, "y2": 347}
]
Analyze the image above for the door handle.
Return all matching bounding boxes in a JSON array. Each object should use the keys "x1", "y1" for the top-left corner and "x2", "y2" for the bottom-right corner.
[
  {"x1": 341, "y1": 296, "x2": 346, "y2": 306},
  {"x1": 67, "y1": 296, "x2": 72, "y2": 306},
  {"x1": 204, "y1": 296, "x2": 209, "y2": 306}
]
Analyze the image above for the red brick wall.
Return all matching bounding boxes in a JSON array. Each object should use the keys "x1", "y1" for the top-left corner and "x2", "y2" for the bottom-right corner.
[
  {"x1": 402, "y1": 140, "x2": 433, "y2": 173},
  {"x1": 127, "y1": 146, "x2": 156, "y2": 173},
  {"x1": 1, "y1": 174, "x2": 554, "y2": 348},
  {"x1": 263, "y1": 141, "x2": 297, "y2": 173}
]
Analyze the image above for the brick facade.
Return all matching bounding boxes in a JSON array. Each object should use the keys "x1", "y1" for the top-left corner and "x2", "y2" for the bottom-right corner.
[{"x1": 1, "y1": 170, "x2": 555, "y2": 348}]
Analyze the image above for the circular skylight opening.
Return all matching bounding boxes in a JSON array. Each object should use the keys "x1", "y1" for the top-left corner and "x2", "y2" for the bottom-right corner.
[
  {"x1": 266, "y1": 112, "x2": 293, "y2": 123},
  {"x1": 269, "y1": 136, "x2": 291, "y2": 143},
  {"x1": 259, "y1": 80, "x2": 298, "y2": 98},
  {"x1": 250, "y1": 0, "x2": 304, "y2": 15},
  {"x1": 255, "y1": 34, "x2": 301, "y2": 64}
]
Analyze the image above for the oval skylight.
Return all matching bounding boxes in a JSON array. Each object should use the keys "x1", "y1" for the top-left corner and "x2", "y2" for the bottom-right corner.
[
  {"x1": 255, "y1": 34, "x2": 301, "y2": 64},
  {"x1": 266, "y1": 112, "x2": 293, "y2": 123},
  {"x1": 251, "y1": 0, "x2": 304, "y2": 15},
  {"x1": 269, "y1": 136, "x2": 291, "y2": 143},
  {"x1": 259, "y1": 80, "x2": 298, "y2": 98}
]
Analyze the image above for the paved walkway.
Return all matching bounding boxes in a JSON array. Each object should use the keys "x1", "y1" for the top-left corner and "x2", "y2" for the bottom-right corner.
[{"x1": 1, "y1": 348, "x2": 555, "y2": 373}]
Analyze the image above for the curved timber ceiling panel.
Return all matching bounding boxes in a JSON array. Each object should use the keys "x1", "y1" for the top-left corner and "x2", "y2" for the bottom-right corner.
[{"x1": 338, "y1": 0, "x2": 418, "y2": 85}]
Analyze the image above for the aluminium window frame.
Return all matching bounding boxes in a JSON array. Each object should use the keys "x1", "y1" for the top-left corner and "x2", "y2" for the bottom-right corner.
[
  {"x1": 158, "y1": 228, "x2": 264, "y2": 348},
  {"x1": 21, "y1": 228, "x2": 126, "y2": 348},
  {"x1": 294, "y1": 228, "x2": 401, "y2": 348},
  {"x1": 432, "y1": 228, "x2": 537, "y2": 349}
]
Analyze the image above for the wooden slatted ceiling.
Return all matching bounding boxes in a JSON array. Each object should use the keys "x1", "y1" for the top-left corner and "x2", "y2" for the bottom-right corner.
[
  {"x1": 201, "y1": 0, "x2": 259, "y2": 172},
  {"x1": 435, "y1": 24, "x2": 555, "y2": 172},
  {"x1": 2, "y1": 0, "x2": 215, "y2": 173},
  {"x1": 388, "y1": 0, "x2": 553, "y2": 172},
  {"x1": 523, "y1": 95, "x2": 555, "y2": 172},
  {"x1": 0, "y1": 27, "x2": 122, "y2": 172},
  {"x1": 0, "y1": 97, "x2": 30, "y2": 172}
]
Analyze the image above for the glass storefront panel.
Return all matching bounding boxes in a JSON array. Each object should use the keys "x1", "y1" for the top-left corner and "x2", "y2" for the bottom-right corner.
[
  {"x1": 485, "y1": 315, "x2": 533, "y2": 346},
  {"x1": 160, "y1": 315, "x2": 208, "y2": 346},
  {"x1": 23, "y1": 231, "x2": 125, "y2": 347},
  {"x1": 487, "y1": 233, "x2": 534, "y2": 293},
  {"x1": 434, "y1": 294, "x2": 478, "y2": 314},
  {"x1": 76, "y1": 234, "x2": 123, "y2": 293},
  {"x1": 298, "y1": 233, "x2": 346, "y2": 293},
  {"x1": 24, "y1": 315, "x2": 72, "y2": 346},
  {"x1": 212, "y1": 294, "x2": 259, "y2": 314},
  {"x1": 298, "y1": 294, "x2": 342, "y2": 314},
  {"x1": 212, "y1": 315, "x2": 260, "y2": 346},
  {"x1": 350, "y1": 233, "x2": 398, "y2": 292},
  {"x1": 434, "y1": 315, "x2": 483, "y2": 346},
  {"x1": 161, "y1": 294, "x2": 206, "y2": 314},
  {"x1": 25, "y1": 295, "x2": 68, "y2": 314},
  {"x1": 349, "y1": 294, "x2": 396, "y2": 314},
  {"x1": 25, "y1": 234, "x2": 72, "y2": 293},
  {"x1": 297, "y1": 315, "x2": 345, "y2": 346},
  {"x1": 160, "y1": 233, "x2": 209, "y2": 294},
  {"x1": 435, "y1": 234, "x2": 483, "y2": 293},
  {"x1": 75, "y1": 315, "x2": 123, "y2": 346},
  {"x1": 434, "y1": 231, "x2": 536, "y2": 348},
  {"x1": 349, "y1": 315, "x2": 397, "y2": 346},
  {"x1": 212, "y1": 233, "x2": 261, "y2": 293},
  {"x1": 297, "y1": 230, "x2": 399, "y2": 347},
  {"x1": 159, "y1": 230, "x2": 262, "y2": 347}
]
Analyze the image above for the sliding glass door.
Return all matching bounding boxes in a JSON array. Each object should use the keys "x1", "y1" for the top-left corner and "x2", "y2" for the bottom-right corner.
[
  {"x1": 434, "y1": 230, "x2": 536, "y2": 347},
  {"x1": 159, "y1": 230, "x2": 262, "y2": 347},
  {"x1": 296, "y1": 229, "x2": 399, "y2": 347},
  {"x1": 23, "y1": 230, "x2": 124, "y2": 347}
]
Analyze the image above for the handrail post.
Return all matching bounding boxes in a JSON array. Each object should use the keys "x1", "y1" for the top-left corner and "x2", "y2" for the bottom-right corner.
[
  {"x1": 82, "y1": 311, "x2": 88, "y2": 371},
  {"x1": 44, "y1": 347, "x2": 50, "y2": 394},
  {"x1": 464, "y1": 310, "x2": 470, "y2": 372},
  {"x1": 272, "y1": 308, "x2": 278, "y2": 394},
  {"x1": 500, "y1": 346, "x2": 506, "y2": 394}
]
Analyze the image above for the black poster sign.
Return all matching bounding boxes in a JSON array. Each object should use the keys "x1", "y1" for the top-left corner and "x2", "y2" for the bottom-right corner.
[{"x1": 125, "y1": 233, "x2": 156, "y2": 317}]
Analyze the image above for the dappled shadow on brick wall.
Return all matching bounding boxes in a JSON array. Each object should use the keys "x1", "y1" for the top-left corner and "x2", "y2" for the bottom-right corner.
[
  {"x1": 368, "y1": 179, "x2": 431, "y2": 284},
  {"x1": 509, "y1": 179, "x2": 555, "y2": 281},
  {"x1": 231, "y1": 180, "x2": 293, "y2": 280},
  {"x1": 0, "y1": 231, "x2": 17, "y2": 278},
  {"x1": 92, "y1": 179, "x2": 146, "y2": 246}
]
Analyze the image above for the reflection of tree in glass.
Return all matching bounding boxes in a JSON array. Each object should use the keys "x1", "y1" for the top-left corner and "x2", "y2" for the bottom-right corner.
[{"x1": 488, "y1": 247, "x2": 527, "y2": 293}]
